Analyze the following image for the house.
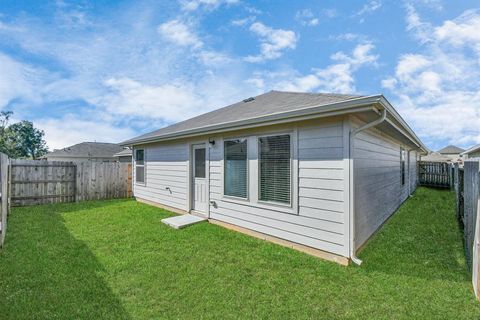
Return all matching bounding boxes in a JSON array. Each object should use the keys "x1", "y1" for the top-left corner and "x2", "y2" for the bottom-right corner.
[
  {"x1": 42, "y1": 142, "x2": 125, "y2": 162},
  {"x1": 121, "y1": 91, "x2": 428, "y2": 265},
  {"x1": 436, "y1": 145, "x2": 465, "y2": 163},
  {"x1": 420, "y1": 152, "x2": 451, "y2": 163},
  {"x1": 113, "y1": 148, "x2": 133, "y2": 163},
  {"x1": 462, "y1": 144, "x2": 480, "y2": 160}
]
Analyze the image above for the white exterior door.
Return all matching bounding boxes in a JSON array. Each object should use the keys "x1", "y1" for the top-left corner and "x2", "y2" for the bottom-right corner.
[{"x1": 192, "y1": 144, "x2": 207, "y2": 214}]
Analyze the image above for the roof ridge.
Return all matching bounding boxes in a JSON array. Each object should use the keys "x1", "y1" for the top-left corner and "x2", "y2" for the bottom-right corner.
[{"x1": 270, "y1": 90, "x2": 364, "y2": 98}]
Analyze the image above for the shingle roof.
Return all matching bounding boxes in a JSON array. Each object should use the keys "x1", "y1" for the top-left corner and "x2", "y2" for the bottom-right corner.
[
  {"x1": 44, "y1": 142, "x2": 125, "y2": 158},
  {"x1": 113, "y1": 148, "x2": 132, "y2": 157},
  {"x1": 437, "y1": 145, "x2": 465, "y2": 154},
  {"x1": 122, "y1": 90, "x2": 362, "y2": 145}
]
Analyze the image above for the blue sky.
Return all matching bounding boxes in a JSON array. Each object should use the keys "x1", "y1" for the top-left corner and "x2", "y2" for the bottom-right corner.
[{"x1": 0, "y1": 0, "x2": 479, "y2": 151}]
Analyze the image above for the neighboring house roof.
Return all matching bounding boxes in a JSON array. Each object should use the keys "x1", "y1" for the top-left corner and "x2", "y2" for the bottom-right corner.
[
  {"x1": 121, "y1": 90, "x2": 427, "y2": 153},
  {"x1": 113, "y1": 148, "x2": 133, "y2": 157},
  {"x1": 43, "y1": 142, "x2": 125, "y2": 159},
  {"x1": 461, "y1": 144, "x2": 480, "y2": 156},
  {"x1": 437, "y1": 145, "x2": 465, "y2": 154}
]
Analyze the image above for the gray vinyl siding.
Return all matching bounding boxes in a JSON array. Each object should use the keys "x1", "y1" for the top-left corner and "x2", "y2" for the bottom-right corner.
[
  {"x1": 353, "y1": 124, "x2": 415, "y2": 249},
  {"x1": 133, "y1": 143, "x2": 189, "y2": 211},
  {"x1": 208, "y1": 120, "x2": 349, "y2": 257}
]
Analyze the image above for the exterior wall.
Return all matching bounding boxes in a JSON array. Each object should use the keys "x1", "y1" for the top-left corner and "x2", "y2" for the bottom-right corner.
[
  {"x1": 133, "y1": 141, "x2": 189, "y2": 211},
  {"x1": 207, "y1": 118, "x2": 350, "y2": 257},
  {"x1": 352, "y1": 118, "x2": 417, "y2": 249}
]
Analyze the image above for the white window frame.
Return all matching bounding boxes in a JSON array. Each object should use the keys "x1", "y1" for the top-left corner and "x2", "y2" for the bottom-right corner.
[
  {"x1": 257, "y1": 132, "x2": 293, "y2": 208},
  {"x1": 222, "y1": 137, "x2": 249, "y2": 201},
  {"x1": 135, "y1": 148, "x2": 146, "y2": 185}
]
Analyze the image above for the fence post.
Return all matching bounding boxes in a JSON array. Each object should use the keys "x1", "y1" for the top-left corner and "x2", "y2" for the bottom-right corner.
[{"x1": 0, "y1": 153, "x2": 10, "y2": 247}]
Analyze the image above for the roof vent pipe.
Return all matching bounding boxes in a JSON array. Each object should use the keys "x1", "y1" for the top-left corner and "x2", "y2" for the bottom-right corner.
[{"x1": 349, "y1": 108, "x2": 387, "y2": 265}]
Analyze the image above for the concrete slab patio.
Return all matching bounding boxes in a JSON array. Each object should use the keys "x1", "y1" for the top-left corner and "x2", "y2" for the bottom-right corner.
[{"x1": 161, "y1": 214, "x2": 206, "y2": 229}]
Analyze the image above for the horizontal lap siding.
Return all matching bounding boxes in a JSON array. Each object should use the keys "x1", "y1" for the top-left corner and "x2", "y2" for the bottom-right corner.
[
  {"x1": 134, "y1": 143, "x2": 188, "y2": 211},
  {"x1": 208, "y1": 121, "x2": 348, "y2": 257},
  {"x1": 353, "y1": 127, "x2": 410, "y2": 249}
]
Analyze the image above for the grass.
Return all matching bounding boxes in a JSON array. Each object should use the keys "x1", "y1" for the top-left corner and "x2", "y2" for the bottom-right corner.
[{"x1": 0, "y1": 187, "x2": 479, "y2": 319}]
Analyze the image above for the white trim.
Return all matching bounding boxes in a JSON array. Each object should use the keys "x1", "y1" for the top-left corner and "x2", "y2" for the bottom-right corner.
[{"x1": 134, "y1": 148, "x2": 146, "y2": 186}]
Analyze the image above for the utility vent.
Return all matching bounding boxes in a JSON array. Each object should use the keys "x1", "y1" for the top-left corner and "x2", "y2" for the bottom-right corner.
[{"x1": 243, "y1": 97, "x2": 255, "y2": 103}]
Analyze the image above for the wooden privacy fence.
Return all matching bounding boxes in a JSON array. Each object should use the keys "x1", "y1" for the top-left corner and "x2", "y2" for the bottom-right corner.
[
  {"x1": 0, "y1": 153, "x2": 11, "y2": 248},
  {"x1": 418, "y1": 161, "x2": 452, "y2": 188},
  {"x1": 454, "y1": 161, "x2": 480, "y2": 300},
  {"x1": 11, "y1": 160, "x2": 132, "y2": 206}
]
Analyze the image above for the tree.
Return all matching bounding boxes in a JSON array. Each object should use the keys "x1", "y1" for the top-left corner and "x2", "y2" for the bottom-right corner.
[
  {"x1": 0, "y1": 111, "x2": 13, "y2": 156},
  {"x1": 0, "y1": 111, "x2": 48, "y2": 159},
  {"x1": 6, "y1": 121, "x2": 48, "y2": 159}
]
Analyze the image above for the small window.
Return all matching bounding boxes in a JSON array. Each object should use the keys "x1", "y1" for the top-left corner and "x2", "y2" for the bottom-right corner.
[
  {"x1": 136, "y1": 149, "x2": 145, "y2": 184},
  {"x1": 259, "y1": 134, "x2": 291, "y2": 204},
  {"x1": 224, "y1": 139, "x2": 248, "y2": 198},
  {"x1": 400, "y1": 147, "x2": 406, "y2": 185},
  {"x1": 194, "y1": 148, "x2": 206, "y2": 178}
]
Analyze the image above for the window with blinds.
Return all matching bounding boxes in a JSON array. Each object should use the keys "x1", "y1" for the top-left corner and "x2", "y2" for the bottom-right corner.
[
  {"x1": 224, "y1": 139, "x2": 248, "y2": 198},
  {"x1": 400, "y1": 147, "x2": 406, "y2": 185},
  {"x1": 259, "y1": 134, "x2": 291, "y2": 204}
]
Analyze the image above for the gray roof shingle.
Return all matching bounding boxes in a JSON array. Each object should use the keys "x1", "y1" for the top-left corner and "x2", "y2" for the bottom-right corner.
[
  {"x1": 45, "y1": 142, "x2": 125, "y2": 158},
  {"x1": 122, "y1": 90, "x2": 362, "y2": 145},
  {"x1": 437, "y1": 145, "x2": 465, "y2": 154}
]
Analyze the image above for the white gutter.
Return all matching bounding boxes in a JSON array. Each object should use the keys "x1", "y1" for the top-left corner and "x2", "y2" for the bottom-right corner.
[{"x1": 349, "y1": 108, "x2": 387, "y2": 265}]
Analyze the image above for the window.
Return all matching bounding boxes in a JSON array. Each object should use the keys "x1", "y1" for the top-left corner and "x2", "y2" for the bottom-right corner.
[
  {"x1": 135, "y1": 149, "x2": 145, "y2": 184},
  {"x1": 224, "y1": 139, "x2": 248, "y2": 198},
  {"x1": 194, "y1": 148, "x2": 206, "y2": 178},
  {"x1": 259, "y1": 134, "x2": 291, "y2": 204},
  {"x1": 400, "y1": 147, "x2": 406, "y2": 185}
]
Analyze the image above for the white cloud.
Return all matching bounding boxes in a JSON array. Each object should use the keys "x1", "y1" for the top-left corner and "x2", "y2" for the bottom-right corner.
[
  {"x1": 245, "y1": 22, "x2": 298, "y2": 62},
  {"x1": 270, "y1": 43, "x2": 378, "y2": 93},
  {"x1": 180, "y1": 0, "x2": 239, "y2": 11},
  {"x1": 0, "y1": 4, "x2": 258, "y2": 149},
  {"x1": 231, "y1": 16, "x2": 256, "y2": 26},
  {"x1": 405, "y1": 3, "x2": 432, "y2": 43},
  {"x1": 36, "y1": 115, "x2": 137, "y2": 150},
  {"x1": 323, "y1": 9, "x2": 338, "y2": 18},
  {"x1": 434, "y1": 9, "x2": 480, "y2": 52},
  {"x1": 356, "y1": 1, "x2": 382, "y2": 16},
  {"x1": 98, "y1": 77, "x2": 201, "y2": 122},
  {"x1": 382, "y1": 7, "x2": 480, "y2": 148},
  {"x1": 157, "y1": 20, "x2": 203, "y2": 48},
  {"x1": 295, "y1": 9, "x2": 319, "y2": 26},
  {"x1": 0, "y1": 53, "x2": 47, "y2": 108}
]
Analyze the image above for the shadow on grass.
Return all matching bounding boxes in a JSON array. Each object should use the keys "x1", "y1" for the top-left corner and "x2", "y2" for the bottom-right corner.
[
  {"x1": 0, "y1": 201, "x2": 131, "y2": 319},
  {"x1": 358, "y1": 187, "x2": 469, "y2": 283}
]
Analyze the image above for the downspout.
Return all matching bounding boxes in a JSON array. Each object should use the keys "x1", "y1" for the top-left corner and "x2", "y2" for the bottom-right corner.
[{"x1": 349, "y1": 108, "x2": 387, "y2": 265}]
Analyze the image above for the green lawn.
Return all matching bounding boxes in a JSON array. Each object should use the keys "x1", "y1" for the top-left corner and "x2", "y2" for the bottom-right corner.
[{"x1": 0, "y1": 187, "x2": 479, "y2": 319}]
